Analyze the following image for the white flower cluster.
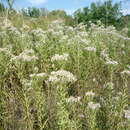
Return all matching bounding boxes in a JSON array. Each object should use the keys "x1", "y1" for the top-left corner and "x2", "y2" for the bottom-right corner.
[
  {"x1": 22, "y1": 79, "x2": 33, "y2": 87},
  {"x1": 78, "y1": 31, "x2": 88, "y2": 38},
  {"x1": 59, "y1": 35, "x2": 69, "y2": 42},
  {"x1": 105, "y1": 60, "x2": 118, "y2": 65},
  {"x1": 11, "y1": 49, "x2": 38, "y2": 62},
  {"x1": 31, "y1": 28, "x2": 46, "y2": 38},
  {"x1": 24, "y1": 82, "x2": 32, "y2": 87},
  {"x1": 121, "y1": 70, "x2": 130, "y2": 76},
  {"x1": 51, "y1": 30, "x2": 64, "y2": 37},
  {"x1": 48, "y1": 69, "x2": 77, "y2": 83},
  {"x1": 0, "y1": 47, "x2": 9, "y2": 53},
  {"x1": 127, "y1": 65, "x2": 130, "y2": 69},
  {"x1": 0, "y1": 31, "x2": 6, "y2": 38},
  {"x1": 66, "y1": 26, "x2": 74, "y2": 33},
  {"x1": 101, "y1": 49, "x2": 109, "y2": 59},
  {"x1": 101, "y1": 50, "x2": 118, "y2": 66},
  {"x1": 124, "y1": 109, "x2": 130, "y2": 120},
  {"x1": 55, "y1": 25, "x2": 64, "y2": 31},
  {"x1": 80, "y1": 39, "x2": 91, "y2": 45},
  {"x1": 30, "y1": 73, "x2": 47, "y2": 78},
  {"x1": 122, "y1": 27, "x2": 129, "y2": 34},
  {"x1": 31, "y1": 28, "x2": 46, "y2": 35},
  {"x1": 51, "y1": 53, "x2": 69, "y2": 62},
  {"x1": 84, "y1": 47, "x2": 96, "y2": 52},
  {"x1": 22, "y1": 24, "x2": 30, "y2": 30},
  {"x1": 88, "y1": 101, "x2": 101, "y2": 110},
  {"x1": 85, "y1": 91, "x2": 95, "y2": 97},
  {"x1": 8, "y1": 26, "x2": 21, "y2": 36},
  {"x1": 66, "y1": 96, "x2": 81, "y2": 103},
  {"x1": 0, "y1": 47, "x2": 12, "y2": 56},
  {"x1": 2, "y1": 19, "x2": 12, "y2": 29}
]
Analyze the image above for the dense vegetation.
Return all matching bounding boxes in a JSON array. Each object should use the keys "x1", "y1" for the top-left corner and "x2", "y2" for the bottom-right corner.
[
  {"x1": 0, "y1": 0, "x2": 130, "y2": 130},
  {"x1": 0, "y1": 0, "x2": 130, "y2": 30}
]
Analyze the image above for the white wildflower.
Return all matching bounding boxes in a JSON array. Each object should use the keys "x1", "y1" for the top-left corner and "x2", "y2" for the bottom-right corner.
[
  {"x1": 60, "y1": 35, "x2": 68, "y2": 41},
  {"x1": 85, "y1": 91, "x2": 95, "y2": 97},
  {"x1": 0, "y1": 31, "x2": 6, "y2": 38},
  {"x1": 51, "y1": 31, "x2": 64, "y2": 37},
  {"x1": 0, "y1": 48, "x2": 12, "y2": 56},
  {"x1": 8, "y1": 26, "x2": 21, "y2": 35},
  {"x1": 121, "y1": 44, "x2": 125, "y2": 48},
  {"x1": 105, "y1": 60, "x2": 118, "y2": 65},
  {"x1": 22, "y1": 24, "x2": 30, "y2": 30},
  {"x1": 35, "y1": 73, "x2": 47, "y2": 77},
  {"x1": 10, "y1": 49, "x2": 38, "y2": 62},
  {"x1": 78, "y1": 31, "x2": 88, "y2": 37},
  {"x1": 78, "y1": 114, "x2": 85, "y2": 118},
  {"x1": 118, "y1": 92, "x2": 122, "y2": 95},
  {"x1": 30, "y1": 73, "x2": 47, "y2": 78},
  {"x1": 34, "y1": 67, "x2": 39, "y2": 73},
  {"x1": 85, "y1": 47, "x2": 96, "y2": 52},
  {"x1": 47, "y1": 29, "x2": 54, "y2": 33},
  {"x1": 22, "y1": 79, "x2": 33, "y2": 87},
  {"x1": 105, "y1": 82, "x2": 114, "y2": 89},
  {"x1": 31, "y1": 28, "x2": 46, "y2": 35},
  {"x1": 88, "y1": 101, "x2": 101, "y2": 110},
  {"x1": 121, "y1": 70, "x2": 130, "y2": 76},
  {"x1": 24, "y1": 81, "x2": 32, "y2": 87},
  {"x1": 124, "y1": 109, "x2": 130, "y2": 120},
  {"x1": 0, "y1": 48, "x2": 9, "y2": 53},
  {"x1": 122, "y1": 51, "x2": 125, "y2": 55},
  {"x1": 11, "y1": 55, "x2": 38, "y2": 62},
  {"x1": 48, "y1": 69, "x2": 77, "y2": 83},
  {"x1": 51, "y1": 53, "x2": 69, "y2": 62},
  {"x1": 92, "y1": 78, "x2": 96, "y2": 82},
  {"x1": 2, "y1": 19, "x2": 12, "y2": 28},
  {"x1": 80, "y1": 39, "x2": 91, "y2": 45},
  {"x1": 122, "y1": 27, "x2": 128, "y2": 34},
  {"x1": 101, "y1": 49, "x2": 109, "y2": 59},
  {"x1": 21, "y1": 49, "x2": 34, "y2": 55},
  {"x1": 127, "y1": 65, "x2": 130, "y2": 69},
  {"x1": 66, "y1": 26, "x2": 74, "y2": 32},
  {"x1": 48, "y1": 75, "x2": 60, "y2": 83},
  {"x1": 66, "y1": 96, "x2": 81, "y2": 103}
]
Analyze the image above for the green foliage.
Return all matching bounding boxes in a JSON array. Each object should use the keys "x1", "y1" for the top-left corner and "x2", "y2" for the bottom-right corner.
[
  {"x1": 0, "y1": 3, "x2": 5, "y2": 12},
  {"x1": 74, "y1": 0, "x2": 122, "y2": 28},
  {"x1": 121, "y1": 15, "x2": 130, "y2": 36},
  {"x1": 49, "y1": 10, "x2": 67, "y2": 18},
  {"x1": 28, "y1": 7, "x2": 41, "y2": 17},
  {"x1": 0, "y1": 16, "x2": 130, "y2": 129},
  {"x1": 21, "y1": 7, "x2": 49, "y2": 18},
  {"x1": 0, "y1": 0, "x2": 130, "y2": 129}
]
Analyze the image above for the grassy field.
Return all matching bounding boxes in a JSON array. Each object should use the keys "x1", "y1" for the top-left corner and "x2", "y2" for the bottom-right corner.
[{"x1": 0, "y1": 15, "x2": 130, "y2": 130}]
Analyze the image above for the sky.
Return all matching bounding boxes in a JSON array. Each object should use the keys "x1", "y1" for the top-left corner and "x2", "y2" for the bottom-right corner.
[{"x1": 10, "y1": 0, "x2": 130, "y2": 15}]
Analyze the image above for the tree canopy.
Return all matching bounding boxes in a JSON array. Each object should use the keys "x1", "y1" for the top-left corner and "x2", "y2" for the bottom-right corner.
[{"x1": 74, "y1": 0, "x2": 122, "y2": 28}]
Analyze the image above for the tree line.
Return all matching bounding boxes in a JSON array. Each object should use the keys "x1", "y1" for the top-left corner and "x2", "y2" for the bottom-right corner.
[{"x1": 0, "y1": 0, "x2": 130, "y2": 31}]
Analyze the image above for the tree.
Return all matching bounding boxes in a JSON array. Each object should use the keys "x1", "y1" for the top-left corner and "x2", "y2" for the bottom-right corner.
[
  {"x1": 121, "y1": 15, "x2": 130, "y2": 36},
  {"x1": 22, "y1": 7, "x2": 49, "y2": 17},
  {"x1": 74, "y1": 0, "x2": 122, "y2": 28},
  {"x1": 28, "y1": 7, "x2": 41, "y2": 17},
  {"x1": 0, "y1": 2, "x2": 5, "y2": 12},
  {"x1": 49, "y1": 10, "x2": 67, "y2": 18}
]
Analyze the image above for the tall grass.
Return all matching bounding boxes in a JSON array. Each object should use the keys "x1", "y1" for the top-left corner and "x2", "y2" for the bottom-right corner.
[{"x1": 0, "y1": 16, "x2": 130, "y2": 130}]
